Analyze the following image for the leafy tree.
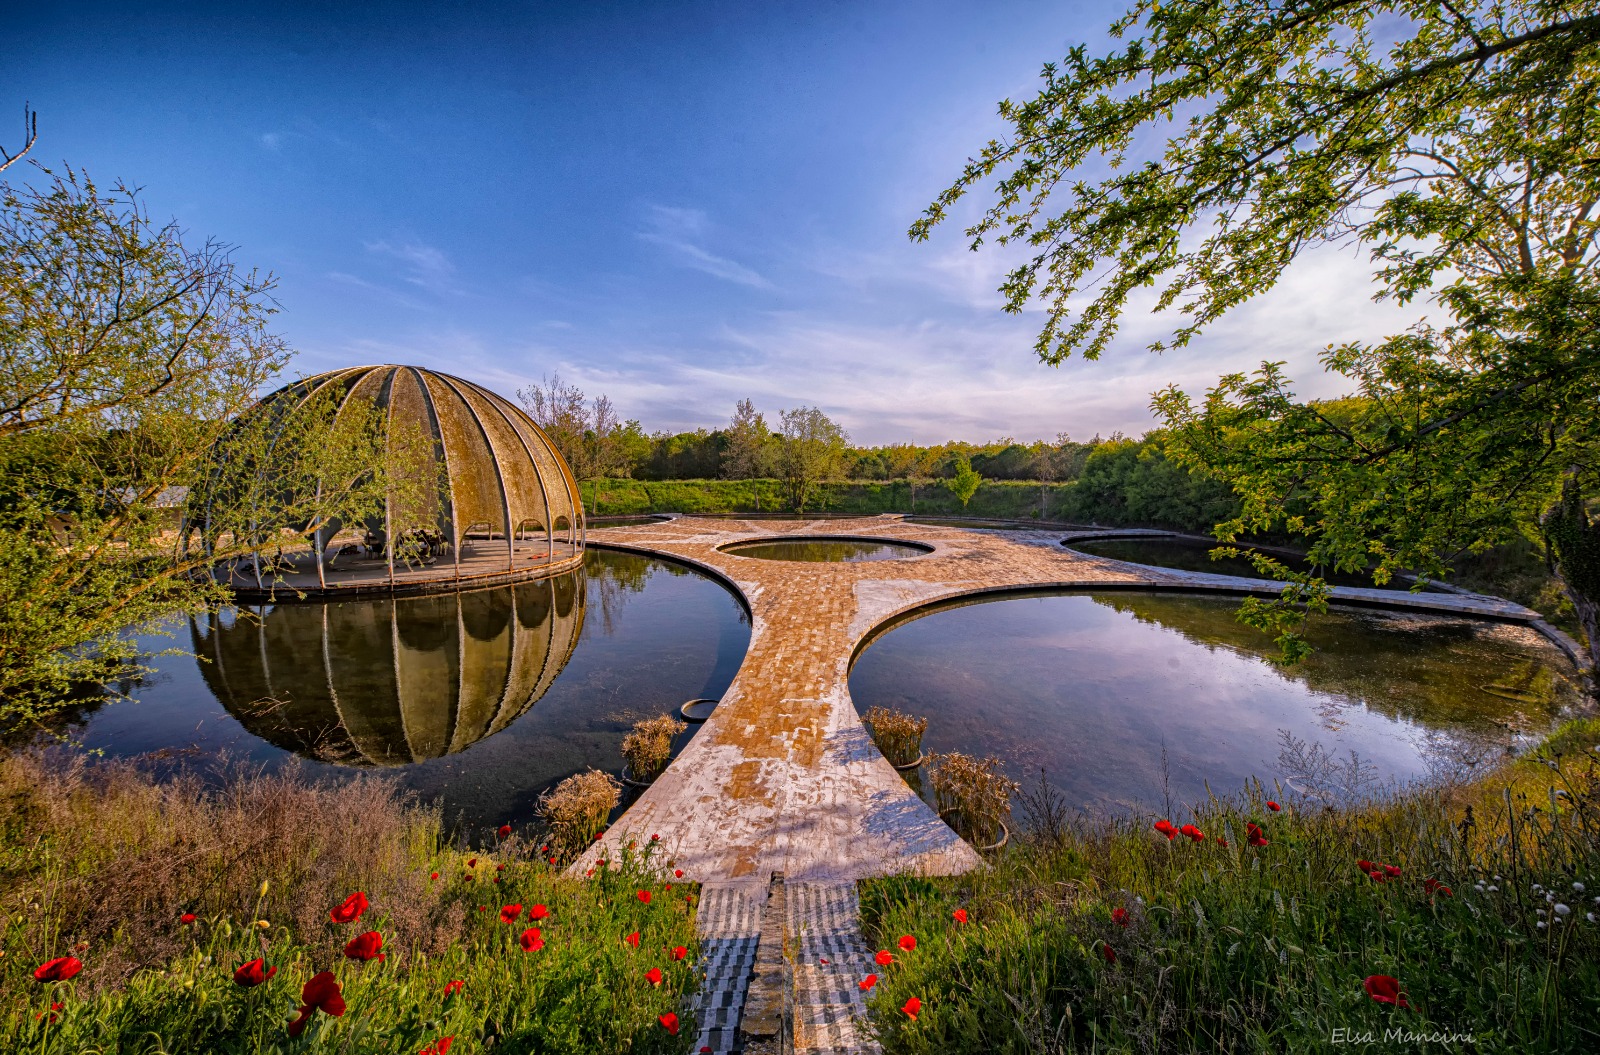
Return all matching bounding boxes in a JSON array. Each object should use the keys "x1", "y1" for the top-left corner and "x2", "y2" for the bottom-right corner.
[
  {"x1": 945, "y1": 456, "x2": 983, "y2": 508},
  {"x1": 917, "y1": 0, "x2": 1600, "y2": 669},
  {"x1": 1, "y1": 166, "x2": 289, "y2": 719},
  {"x1": 721, "y1": 398, "x2": 773, "y2": 479},
  {"x1": 517, "y1": 374, "x2": 635, "y2": 512},
  {"x1": 777, "y1": 406, "x2": 849, "y2": 512}
]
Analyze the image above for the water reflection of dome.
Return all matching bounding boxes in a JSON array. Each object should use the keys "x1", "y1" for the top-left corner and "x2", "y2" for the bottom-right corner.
[{"x1": 193, "y1": 573, "x2": 585, "y2": 766}]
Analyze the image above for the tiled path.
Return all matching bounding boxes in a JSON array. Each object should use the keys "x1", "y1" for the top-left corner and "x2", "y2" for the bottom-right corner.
[{"x1": 583, "y1": 514, "x2": 1570, "y2": 1051}]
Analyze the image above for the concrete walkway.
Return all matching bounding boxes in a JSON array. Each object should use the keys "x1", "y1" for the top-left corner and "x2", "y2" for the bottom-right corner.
[{"x1": 580, "y1": 515, "x2": 1556, "y2": 884}]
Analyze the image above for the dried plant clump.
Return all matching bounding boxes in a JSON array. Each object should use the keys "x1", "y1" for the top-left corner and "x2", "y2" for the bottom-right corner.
[
  {"x1": 621, "y1": 715, "x2": 686, "y2": 783},
  {"x1": 538, "y1": 768, "x2": 621, "y2": 859},
  {"x1": 925, "y1": 751, "x2": 1019, "y2": 847},
  {"x1": 863, "y1": 706, "x2": 928, "y2": 767}
]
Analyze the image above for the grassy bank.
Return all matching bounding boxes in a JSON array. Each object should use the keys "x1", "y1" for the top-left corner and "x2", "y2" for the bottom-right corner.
[
  {"x1": 859, "y1": 718, "x2": 1600, "y2": 1054},
  {"x1": 582, "y1": 478, "x2": 1083, "y2": 521},
  {"x1": 3, "y1": 755, "x2": 698, "y2": 1053}
]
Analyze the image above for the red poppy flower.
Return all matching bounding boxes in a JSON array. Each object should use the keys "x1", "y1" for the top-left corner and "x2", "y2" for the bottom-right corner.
[
  {"x1": 499, "y1": 904, "x2": 522, "y2": 924},
  {"x1": 329, "y1": 892, "x2": 369, "y2": 925},
  {"x1": 1363, "y1": 975, "x2": 1409, "y2": 1008},
  {"x1": 1384, "y1": 864, "x2": 1402, "y2": 878},
  {"x1": 902, "y1": 997, "x2": 921, "y2": 1020},
  {"x1": 36, "y1": 1001, "x2": 63, "y2": 1023},
  {"x1": 430, "y1": 872, "x2": 440, "y2": 881},
  {"x1": 232, "y1": 958, "x2": 276, "y2": 987},
  {"x1": 180, "y1": 912, "x2": 197, "y2": 925},
  {"x1": 860, "y1": 973, "x2": 878, "y2": 991},
  {"x1": 637, "y1": 890, "x2": 652, "y2": 904},
  {"x1": 1267, "y1": 801, "x2": 1281, "y2": 811},
  {"x1": 529, "y1": 903, "x2": 549, "y2": 921},
  {"x1": 645, "y1": 967, "x2": 663, "y2": 986},
  {"x1": 952, "y1": 908, "x2": 968, "y2": 924},
  {"x1": 32, "y1": 957, "x2": 83, "y2": 983},
  {"x1": 1246, "y1": 823, "x2": 1269, "y2": 847},
  {"x1": 651, "y1": 833, "x2": 661, "y2": 841},
  {"x1": 594, "y1": 830, "x2": 606, "y2": 841},
  {"x1": 1112, "y1": 907, "x2": 1129, "y2": 928},
  {"x1": 497, "y1": 824, "x2": 512, "y2": 840},
  {"x1": 540, "y1": 844, "x2": 549, "y2": 853},
  {"x1": 343, "y1": 930, "x2": 385, "y2": 962},
  {"x1": 659, "y1": 1012, "x2": 679, "y2": 1035},
  {"x1": 1369, "y1": 870, "x2": 1387, "y2": 883},
  {"x1": 1153, "y1": 819, "x2": 1178, "y2": 840},
  {"x1": 520, "y1": 927, "x2": 544, "y2": 952},
  {"x1": 442, "y1": 979, "x2": 464, "y2": 998},
  {"x1": 1215, "y1": 837, "x2": 1229, "y2": 847},
  {"x1": 1179, "y1": 823, "x2": 1205, "y2": 842},
  {"x1": 875, "y1": 950, "x2": 893, "y2": 966},
  {"x1": 1423, "y1": 878, "x2": 1452, "y2": 896},
  {"x1": 674, "y1": 869, "x2": 684, "y2": 878},
  {"x1": 477, "y1": 905, "x2": 487, "y2": 912},
  {"x1": 671, "y1": 945, "x2": 688, "y2": 961},
  {"x1": 898, "y1": 935, "x2": 917, "y2": 952},
  {"x1": 420, "y1": 1037, "x2": 454, "y2": 1055},
  {"x1": 1102, "y1": 943, "x2": 1117, "y2": 963},
  {"x1": 288, "y1": 971, "x2": 346, "y2": 1037},
  {"x1": 625, "y1": 931, "x2": 641, "y2": 948}
]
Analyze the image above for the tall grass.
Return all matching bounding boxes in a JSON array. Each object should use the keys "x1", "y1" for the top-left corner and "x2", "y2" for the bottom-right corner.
[
  {"x1": 860, "y1": 718, "x2": 1600, "y2": 1054},
  {"x1": 4, "y1": 754, "x2": 697, "y2": 1053}
]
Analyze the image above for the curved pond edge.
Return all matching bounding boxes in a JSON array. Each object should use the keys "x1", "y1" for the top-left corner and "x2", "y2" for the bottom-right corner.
[
  {"x1": 715, "y1": 534, "x2": 936, "y2": 560},
  {"x1": 585, "y1": 540, "x2": 756, "y2": 622},
  {"x1": 847, "y1": 579, "x2": 1587, "y2": 676}
]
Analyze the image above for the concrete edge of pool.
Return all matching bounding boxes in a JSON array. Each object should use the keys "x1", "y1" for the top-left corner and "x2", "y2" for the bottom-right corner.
[{"x1": 577, "y1": 514, "x2": 1584, "y2": 884}]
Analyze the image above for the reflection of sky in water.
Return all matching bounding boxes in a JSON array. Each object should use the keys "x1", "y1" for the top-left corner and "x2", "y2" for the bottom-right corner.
[
  {"x1": 68, "y1": 551, "x2": 749, "y2": 834},
  {"x1": 850, "y1": 592, "x2": 1579, "y2": 817},
  {"x1": 1070, "y1": 537, "x2": 1443, "y2": 591},
  {"x1": 722, "y1": 539, "x2": 926, "y2": 563}
]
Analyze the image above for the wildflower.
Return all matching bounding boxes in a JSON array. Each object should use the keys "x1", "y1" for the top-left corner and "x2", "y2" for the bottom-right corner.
[
  {"x1": 1588, "y1": 913, "x2": 1597, "y2": 923},
  {"x1": 1215, "y1": 837, "x2": 1229, "y2": 847},
  {"x1": 860, "y1": 973, "x2": 878, "y2": 991},
  {"x1": 1357, "y1": 859, "x2": 1375, "y2": 872},
  {"x1": 540, "y1": 844, "x2": 549, "y2": 853},
  {"x1": 671, "y1": 945, "x2": 688, "y2": 960},
  {"x1": 1267, "y1": 801, "x2": 1281, "y2": 812},
  {"x1": 1112, "y1": 907, "x2": 1129, "y2": 928},
  {"x1": 1554, "y1": 903, "x2": 1571, "y2": 917},
  {"x1": 1102, "y1": 943, "x2": 1117, "y2": 963},
  {"x1": 430, "y1": 872, "x2": 440, "y2": 881},
  {"x1": 180, "y1": 912, "x2": 197, "y2": 925},
  {"x1": 1153, "y1": 819, "x2": 1177, "y2": 839},
  {"x1": 902, "y1": 997, "x2": 922, "y2": 1020},
  {"x1": 637, "y1": 890, "x2": 652, "y2": 904},
  {"x1": 1575, "y1": 882, "x2": 1587, "y2": 893},
  {"x1": 477, "y1": 906, "x2": 487, "y2": 912},
  {"x1": 953, "y1": 908, "x2": 968, "y2": 924},
  {"x1": 1423, "y1": 879, "x2": 1452, "y2": 897},
  {"x1": 674, "y1": 869, "x2": 684, "y2": 878},
  {"x1": 594, "y1": 830, "x2": 606, "y2": 841},
  {"x1": 500, "y1": 904, "x2": 523, "y2": 924},
  {"x1": 898, "y1": 934, "x2": 917, "y2": 952},
  {"x1": 33, "y1": 957, "x2": 83, "y2": 982},
  {"x1": 875, "y1": 950, "x2": 893, "y2": 966},
  {"x1": 1383, "y1": 864, "x2": 1402, "y2": 878},
  {"x1": 255, "y1": 919, "x2": 271, "y2": 930},
  {"x1": 329, "y1": 892, "x2": 369, "y2": 925},
  {"x1": 36, "y1": 1001, "x2": 62, "y2": 1023},
  {"x1": 651, "y1": 833, "x2": 661, "y2": 841},
  {"x1": 1363, "y1": 975, "x2": 1409, "y2": 1009},
  {"x1": 497, "y1": 824, "x2": 512, "y2": 840},
  {"x1": 287, "y1": 971, "x2": 345, "y2": 1036},
  {"x1": 529, "y1": 904, "x2": 550, "y2": 921},
  {"x1": 343, "y1": 931, "x2": 385, "y2": 962},
  {"x1": 659, "y1": 1012, "x2": 679, "y2": 1034},
  {"x1": 442, "y1": 979, "x2": 464, "y2": 998},
  {"x1": 232, "y1": 958, "x2": 276, "y2": 987},
  {"x1": 1246, "y1": 823, "x2": 1269, "y2": 847},
  {"x1": 1179, "y1": 823, "x2": 1205, "y2": 842},
  {"x1": 1369, "y1": 870, "x2": 1387, "y2": 883},
  {"x1": 625, "y1": 931, "x2": 641, "y2": 948},
  {"x1": 645, "y1": 966, "x2": 663, "y2": 986},
  {"x1": 420, "y1": 1038, "x2": 454, "y2": 1055},
  {"x1": 520, "y1": 927, "x2": 544, "y2": 952}
]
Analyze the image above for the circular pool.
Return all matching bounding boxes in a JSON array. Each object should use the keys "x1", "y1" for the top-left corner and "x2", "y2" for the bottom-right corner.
[
  {"x1": 64, "y1": 550, "x2": 750, "y2": 834},
  {"x1": 1067, "y1": 536, "x2": 1440, "y2": 591},
  {"x1": 851, "y1": 590, "x2": 1579, "y2": 815},
  {"x1": 718, "y1": 537, "x2": 932, "y2": 563}
]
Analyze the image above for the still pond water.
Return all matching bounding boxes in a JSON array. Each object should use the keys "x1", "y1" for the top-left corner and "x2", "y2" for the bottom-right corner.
[
  {"x1": 1068, "y1": 536, "x2": 1443, "y2": 591},
  {"x1": 850, "y1": 590, "x2": 1579, "y2": 816},
  {"x1": 69, "y1": 550, "x2": 749, "y2": 835},
  {"x1": 719, "y1": 538, "x2": 931, "y2": 563}
]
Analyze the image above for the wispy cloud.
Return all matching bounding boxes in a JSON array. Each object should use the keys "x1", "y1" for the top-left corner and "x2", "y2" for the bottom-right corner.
[
  {"x1": 364, "y1": 239, "x2": 459, "y2": 294},
  {"x1": 638, "y1": 205, "x2": 772, "y2": 289}
]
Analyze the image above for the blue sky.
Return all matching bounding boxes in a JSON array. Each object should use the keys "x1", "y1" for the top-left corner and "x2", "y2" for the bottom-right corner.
[{"x1": 7, "y1": 0, "x2": 1425, "y2": 444}]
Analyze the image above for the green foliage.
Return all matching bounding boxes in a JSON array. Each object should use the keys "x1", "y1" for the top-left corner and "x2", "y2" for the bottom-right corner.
[
  {"x1": 861, "y1": 719, "x2": 1600, "y2": 1054},
  {"x1": 776, "y1": 406, "x2": 850, "y2": 512},
  {"x1": 944, "y1": 458, "x2": 982, "y2": 508},
  {"x1": 2, "y1": 754, "x2": 697, "y2": 1053}
]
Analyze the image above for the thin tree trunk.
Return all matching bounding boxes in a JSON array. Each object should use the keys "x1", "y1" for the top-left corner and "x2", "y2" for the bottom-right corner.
[{"x1": 1542, "y1": 469, "x2": 1600, "y2": 689}]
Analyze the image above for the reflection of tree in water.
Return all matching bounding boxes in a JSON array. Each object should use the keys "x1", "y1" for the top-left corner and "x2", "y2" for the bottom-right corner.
[
  {"x1": 587, "y1": 550, "x2": 658, "y2": 634},
  {"x1": 1093, "y1": 593, "x2": 1581, "y2": 732},
  {"x1": 192, "y1": 570, "x2": 586, "y2": 767}
]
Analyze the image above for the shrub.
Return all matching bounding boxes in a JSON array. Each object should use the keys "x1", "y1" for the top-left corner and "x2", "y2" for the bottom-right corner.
[
  {"x1": 924, "y1": 752, "x2": 1017, "y2": 847},
  {"x1": 621, "y1": 716, "x2": 687, "y2": 783},
  {"x1": 863, "y1": 706, "x2": 928, "y2": 767},
  {"x1": 538, "y1": 769, "x2": 622, "y2": 860}
]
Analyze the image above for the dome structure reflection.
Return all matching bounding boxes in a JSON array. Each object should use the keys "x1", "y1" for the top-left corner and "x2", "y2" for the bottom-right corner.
[{"x1": 192, "y1": 572, "x2": 585, "y2": 766}]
